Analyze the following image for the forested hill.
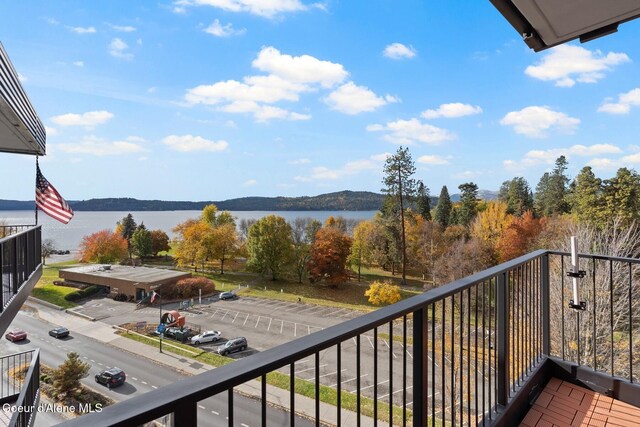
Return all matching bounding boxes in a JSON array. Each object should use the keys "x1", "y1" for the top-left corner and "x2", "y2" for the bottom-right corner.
[
  {"x1": 0, "y1": 191, "x2": 386, "y2": 211},
  {"x1": 0, "y1": 189, "x2": 499, "y2": 212}
]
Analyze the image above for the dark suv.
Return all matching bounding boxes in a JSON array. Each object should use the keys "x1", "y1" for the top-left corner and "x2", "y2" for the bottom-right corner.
[
  {"x1": 218, "y1": 337, "x2": 247, "y2": 356},
  {"x1": 95, "y1": 368, "x2": 126, "y2": 388}
]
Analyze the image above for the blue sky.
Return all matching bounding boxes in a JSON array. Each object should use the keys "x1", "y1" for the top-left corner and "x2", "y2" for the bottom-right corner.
[{"x1": 1, "y1": 1, "x2": 640, "y2": 202}]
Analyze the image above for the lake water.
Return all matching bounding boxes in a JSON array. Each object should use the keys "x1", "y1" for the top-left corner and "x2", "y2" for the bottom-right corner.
[{"x1": 0, "y1": 210, "x2": 377, "y2": 251}]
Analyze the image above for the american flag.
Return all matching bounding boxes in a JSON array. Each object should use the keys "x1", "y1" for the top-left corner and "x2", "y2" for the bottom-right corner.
[{"x1": 36, "y1": 164, "x2": 74, "y2": 224}]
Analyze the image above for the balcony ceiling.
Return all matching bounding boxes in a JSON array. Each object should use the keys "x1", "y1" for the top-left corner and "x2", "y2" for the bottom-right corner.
[
  {"x1": 491, "y1": 0, "x2": 640, "y2": 51},
  {"x1": 0, "y1": 42, "x2": 45, "y2": 156}
]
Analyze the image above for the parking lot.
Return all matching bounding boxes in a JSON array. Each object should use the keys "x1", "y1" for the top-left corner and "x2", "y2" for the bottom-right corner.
[{"x1": 71, "y1": 296, "x2": 466, "y2": 407}]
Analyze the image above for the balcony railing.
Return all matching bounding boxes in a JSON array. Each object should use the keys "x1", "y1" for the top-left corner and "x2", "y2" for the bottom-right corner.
[
  {"x1": 56, "y1": 249, "x2": 640, "y2": 426},
  {"x1": 0, "y1": 349, "x2": 40, "y2": 427},
  {"x1": 0, "y1": 226, "x2": 42, "y2": 336}
]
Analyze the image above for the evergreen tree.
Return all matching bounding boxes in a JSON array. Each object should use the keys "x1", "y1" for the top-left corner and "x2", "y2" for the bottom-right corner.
[
  {"x1": 567, "y1": 166, "x2": 604, "y2": 226},
  {"x1": 415, "y1": 180, "x2": 432, "y2": 221},
  {"x1": 535, "y1": 156, "x2": 570, "y2": 216},
  {"x1": 457, "y1": 182, "x2": 479, "y2": 226},
  {"x1": 499, "y1": 177, "x2": 534, "y2": 216},
  {"x1": 603, "y1": 167, "x2": 640, "y2": 227},
  {"x1": 435, "y1": 185, "x2": 452, "y2": 228},
  {"x1": 118, "y1": 213, "x2": 137, "y2": 260},
  {"x1": 52, "y1": 352, "x2": 90, "y2": 395},
  {"x1": 131, "y1": 224, "x2": 153, "y2": 259},
  {"x1": 381, "y1": 146, "x2": 417, "y2": 285}
]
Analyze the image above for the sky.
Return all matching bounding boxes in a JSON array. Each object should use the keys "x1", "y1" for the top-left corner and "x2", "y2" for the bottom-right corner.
[{"x1": 1, "y1": 1, "x2": 640, "y2": 202}]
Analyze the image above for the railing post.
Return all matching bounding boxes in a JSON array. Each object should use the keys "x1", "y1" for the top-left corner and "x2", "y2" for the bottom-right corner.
[
  {"x1": 0, "y1": 240, "x2": 4, "y2": 311},
  {"x1": 12, "y1": 237, "x2": 18, "y2": 294},
  {"x1": 496, "y1": 272, "x2": 510, "y2": 407},
  {"x1": 413, "y1": 306, "x2": 428, "y2": 427},
  {"x1": 541, "y1": 253, "x2": 550, "y2": 355},
  {"x1": 173, "y1": 401, "x2": 197, "y2": 427}
]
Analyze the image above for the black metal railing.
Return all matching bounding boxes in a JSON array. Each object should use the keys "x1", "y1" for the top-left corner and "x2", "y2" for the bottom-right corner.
[
  {"x1": 0, "y1": 349, "x2": 40, "y2": 427},
  {"x1": 49, "y1": 249, "x2": 640, "y2": 426},
  {"x1": 0, "y1": 225, "x2": 35, "y2": 239},
  {"x1": 0, "y1": 226, "x2": 41, "y2": 312}
]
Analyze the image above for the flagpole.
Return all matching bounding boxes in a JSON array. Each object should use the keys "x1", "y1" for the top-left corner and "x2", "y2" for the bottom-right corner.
[{"x1": 34, "y1": 157, "x2": 39, "y2": 226}]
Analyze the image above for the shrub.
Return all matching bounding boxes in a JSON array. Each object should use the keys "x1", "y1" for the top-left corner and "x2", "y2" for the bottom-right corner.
[
  {"x1": 159, "y1": 277, "x2": 216, "y2": 299},
  {"x1": 113, "y1": 293, "x2": 128, "y2": 302},
  {"x1": 364, "y1": 281, "x2": 402, "y2": 306},
  {"x1": 64, "y1": 285, "x2": 103, "y2": 301}
]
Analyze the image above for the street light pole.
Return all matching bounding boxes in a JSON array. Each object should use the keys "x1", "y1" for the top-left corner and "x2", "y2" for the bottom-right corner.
[{"x1": 157, "y1": 292, "x2": 163, "y2": 354}]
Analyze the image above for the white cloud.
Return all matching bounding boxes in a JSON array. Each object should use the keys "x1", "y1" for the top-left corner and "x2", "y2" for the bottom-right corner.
[
  {"x1": 505, "y1": 144, "x2": 622, "y2": 171},
  {"x1": 73, "y1": 61, "x2": 84, "y2": 67},
  {"x1": 204, "y1": 19, "x2": 246, "y2": 37},
  {"x1": 112, "y1": 25, "x2": 137, "y2": 32},
  {"x1": 421, "y1": 103, "x2": 482, "y2": 119},
  {"x1": 294, "y1": 154, "x2": 386, "y2": 182},
  {"x1": 57, "y1": 135, "x2": 146, "y2": 156},
  {"x1": 453, "y1": 170, "x2": 483, "y2": 180},
  {"x1": 598, "y1": 88, "x2": 640, "y2": 115},
  {"x1": 367, "y1": 118, "x2": 455, "y2": 145},
  {"x1": 252, "y1": 46, "x2": 347, "y2": 88},
  {"x1": 325, "y1": 82, "x2": 394, "y2": 115},
  {"x1": 383, "y1": 43, "x2": 416, "y2": 60},
  {"x1": 45, "y1": 126, "x2": 58, "y2": 137},
  {"x1": 417, "y1": 154, "x2": 451, "y2": 165},
  {"x1": 17, "y1": 73, "x2": 27, "y2": 83},
  {"x1": 220, "y1": 101, "x2": 311, "y2": 122},
  {"x1": 69, "y1": 26, "x2": 96, "y2": 34},
  {"x1": 243, "y1": 179, "x2": 257, "y2": 186},
  {"x1": 147, "y1": 87, "x2": 158, "y2": 94},
  {"x1": 50, "y1": 110, "x2": 114, "y2": 127},
  {"x1": 109, "y1": 38, "x2": 133, "y2": 60},
  {"x1": 186, "y1": 75, "x2": 308, "y2": 105},
  {"x1": 162, "y1": 134, "x2": 229, "y2": 152},
  {"x1": 500, "y1": 106, "x2": 579, "y2": 138},
  {"x1": 289, "y1": 158, "x2": 310, "y2": 165},
  {"x1": 45, "y1": 17, "x2": 59, "y2": 25},
  {"x1": 525, "y1": 44, "x2": 629, "y2": 87},
  {"x1": 173, "y1": 0, "x2": 311, "y2": 18}
]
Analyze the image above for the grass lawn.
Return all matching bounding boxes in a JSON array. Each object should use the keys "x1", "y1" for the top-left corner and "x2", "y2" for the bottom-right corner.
[
  {"x1": 32, "y1": 260, "x2": 81, "y2": 309},
  {"x1": 118, "y1": 329, "x2": 413, "y2": 425}
]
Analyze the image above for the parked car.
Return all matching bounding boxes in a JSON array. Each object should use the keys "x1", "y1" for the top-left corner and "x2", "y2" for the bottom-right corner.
[
  {"x1": 219, "y1": 292, "x2": 237, "y2": 300},
  {"x1": 5, "y1": 330, "x2": 27, "y2": 342},
  {"x1": 95, "y1": 368, "x2": 126, "y2": 388},
  {"x1": 218, "y1": 337, "x2": 248, "y2": 356},
  {"x1": 49, "y1": 327, "x2": 70, "y2": 339},
  {"x1": 190, "y1": 330, "x2": 221, "y2": 345}
]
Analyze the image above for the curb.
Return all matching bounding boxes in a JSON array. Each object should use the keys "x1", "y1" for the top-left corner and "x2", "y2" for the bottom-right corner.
[
  {"x1": 26, "y1": 296, "x2": 65, "y2": 311},
  {"x1": 65, "y1": 309, "x2": 96, "y2": 322}
]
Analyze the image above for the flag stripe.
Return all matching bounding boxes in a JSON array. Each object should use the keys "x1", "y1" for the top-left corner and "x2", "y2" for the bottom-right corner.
[{"x1": 36, "y1": 165, "x2": 74, "y2": 224}]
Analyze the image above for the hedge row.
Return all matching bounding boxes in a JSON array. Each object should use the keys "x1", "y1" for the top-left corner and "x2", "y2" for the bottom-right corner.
[{"x1": 64, "y1": 285, "x2": 103, "y2": 302}]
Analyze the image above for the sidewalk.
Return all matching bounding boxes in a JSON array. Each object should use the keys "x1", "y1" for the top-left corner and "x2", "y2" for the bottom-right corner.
[{"x1": 28, "y1": 298, "x2": 376, "y2": 427}]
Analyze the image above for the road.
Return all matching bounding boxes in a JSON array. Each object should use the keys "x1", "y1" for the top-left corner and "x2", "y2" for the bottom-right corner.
[{"x1": 2, "y1": 311, "x2": 315, "y2": 427}]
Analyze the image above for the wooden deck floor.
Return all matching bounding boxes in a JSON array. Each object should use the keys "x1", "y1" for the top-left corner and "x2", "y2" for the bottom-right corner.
[{"x1": 520, "y1": 378, "x2": 640, "y2": 427}]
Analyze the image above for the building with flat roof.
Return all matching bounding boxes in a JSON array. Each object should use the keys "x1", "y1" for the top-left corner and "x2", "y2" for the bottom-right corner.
[{"x1": 59, "y1": 264, "x2": 191, "y2": 300}]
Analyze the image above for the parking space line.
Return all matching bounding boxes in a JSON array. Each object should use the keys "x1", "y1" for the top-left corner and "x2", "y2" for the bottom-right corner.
[
  {"x1": 294, "y1": 323, "x2": 297, "y2": 337},
  {"x1": 243, "y1": 313, "x2": 250, "y2": 326},
  {"x1": 280, "y1": 319, "x2": 284, "y2": 334},
  {"x1": 198, "y1": 405, "x2": 206, "y2": 410},
  {"x1": 351, "y1": 379, "x2": 389, "y2": 393},
  {"x1": 382, "y1": 339, "x2": 398, "y2": 359},
  {"x1": 295, "y1": 364, "x2": 327, "y2": 375},
  {"x1": 232, "y1": 312, "x2": 239, "y2": 323},
  {"x1": 255, "y1": 316, "x2": 261, "y2": 328},
  {"x1": 379, "y1": 386, "x2": 414, "y2": 400},
  {"x1": 328, "y1": 373, "x2": 368, "y2": 388},
  {"x1": 267, "y1": 318, "x2": 272, "y2": 332},
  {"x1": 220, "y1": 310, "x2": 229, "y2": 321},
  {"x1": 307, "y1": 324, "x2": 310, "y2": 335},
  {"x1": 304, "y1": 369, "x2": 347, "y2": 381},
  {"x1": 366, "y1": 336, "x2": 374, "y2": 349},
  {"x1": 212, "y1": 410, "x2": 219, "y2": 416}
]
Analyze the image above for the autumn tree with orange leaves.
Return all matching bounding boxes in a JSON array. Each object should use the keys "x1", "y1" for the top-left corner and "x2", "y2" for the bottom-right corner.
[
  {"x1": 308, "y1": 227, "x2": 352, "y2": 287},
  {"x1": 496, "y1": 211, "x2": 546, "y2": 262},
  {"x1": 79, "y1": 230, "x2": 128, "y2": 263}
]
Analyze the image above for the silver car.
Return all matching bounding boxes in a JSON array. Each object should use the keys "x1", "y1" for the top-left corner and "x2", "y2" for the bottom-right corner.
[{"x1": 190, "y1": 330, "x2": 221, "y2": 345}]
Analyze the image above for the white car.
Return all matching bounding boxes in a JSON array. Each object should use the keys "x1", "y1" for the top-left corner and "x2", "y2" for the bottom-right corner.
[{"x1": 190, "y1": 330, "x2": 221, "y2": 345}]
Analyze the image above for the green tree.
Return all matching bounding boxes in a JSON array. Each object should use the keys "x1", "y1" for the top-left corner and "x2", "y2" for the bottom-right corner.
[
  {"x1": 435, "y1": 185, "x2": 452, "y2": 228},
  {"x1": 567, "y1": 166, "x2": 604, "y2": 226},
  {"x1": 535, "y1": 156, "x2": 570, "y2": 216},
  {"x1": 603, "y1": 167, "x2": 640, "y2": 227},
  {"x1": 499, "y1": 177, "x2": 534, "y2": 216},
  {"x1": 131, "y1": 224, "x2": 152, "y2": 259},
  {"x1": 415, "y1": 181, "x2": 432, "y2": 221},
  {"x1": 382, "y1": 146, "x2": 417, "y2": 284},
  {"x1": 457, "y1": 182, "x2": 479, "y2": 226},
  {"x1": 246, "y1": 215, "x2": 293, "y2": 280},
  {"x1": 52, "y1": 352, "x2": 90, "y2": 396},
  {"x1": 117, "y1": 213, "x2": 137, "y2": 260}
]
